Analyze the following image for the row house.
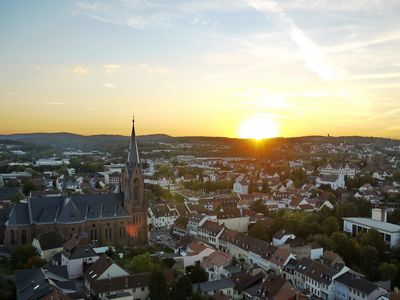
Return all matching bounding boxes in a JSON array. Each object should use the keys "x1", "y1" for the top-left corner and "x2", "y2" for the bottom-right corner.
[
  {"x1": 201, "y1": 250, "x2": 233, "y2": 281},
  {"x1": 147, "y1": 204, "x2": 179, "y2": 230},
  {"x1": 218, "y1": 228, "x2": 239, "y2": 252},
  {"x1": 187, "y1": 214, "x2": 216, "y2": 237},
  {"x1": 172, "y1": 216, "x2": 189, "y2": 237},
  {"x1": 229, "y1": 232, "x2": 268, "y2": 264},
  {"x1": 334, "y1": 271, "x2": 387, "y2": 300},
  {"x1": 250, "y1": 245, "x2": 295, "y2": 274},
  {"x1": 197, "y1": 220, "x2": 225, "y2": 248},
  {"x1": 216, "y1": 207, "x2": 250, "y2": 232},
  {"x1": 287, "y1": 258, "x2": 349, "y2": 300}
]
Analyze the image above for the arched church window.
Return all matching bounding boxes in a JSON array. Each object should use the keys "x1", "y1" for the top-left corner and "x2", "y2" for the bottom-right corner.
[
  {"x1": 10, "y1": 230, "x2": 15, "y2": 245},
  {"x1": 21, "y1": 230, "x2": 27, "y2": 244},
  {"x1": 133, "y1": 178, "x2": 140, "y2": 202}
]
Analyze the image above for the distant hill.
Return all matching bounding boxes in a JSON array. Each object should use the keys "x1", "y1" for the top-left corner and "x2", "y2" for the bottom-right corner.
[
  {"x1": 0, "y1": 132, "x2": 174, "y2": 151},
  {"x1": 0, "y1": 132, "x2": 398, "y2": 152}
]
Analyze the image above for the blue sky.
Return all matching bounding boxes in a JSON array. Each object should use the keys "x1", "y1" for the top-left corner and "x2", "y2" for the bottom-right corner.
[{"x1": 1, "y1": 0, "x2": 400, "y2": 138}]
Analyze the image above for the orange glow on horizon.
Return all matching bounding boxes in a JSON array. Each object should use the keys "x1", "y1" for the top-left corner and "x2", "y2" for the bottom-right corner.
[{"x1": 238, "y1": 114, "x2": 279, "y2": 140}]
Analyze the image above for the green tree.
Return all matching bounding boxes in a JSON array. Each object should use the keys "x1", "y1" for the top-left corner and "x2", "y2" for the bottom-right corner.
[
  {"x1": 322, "y1": 216, "x2": 340, "y2": 235},
  {"x1": 11, "y1": 245, "x2": 45, "y2": 269},
  {"x1": 310, "y1": 234, "x2": 335, "y2": 250},
  {"x1": 248, "y1": 221, "x2": 270, "y2": 242},
  {"x1": 149, "y1": 268, "x2": 169, "y2": 300},
  {"x1": 187, "y1": 261, "x2": 207, "y2": 284},
  {"x1": 379, "y1": 262, "x2": 398, "y2": 283},
  {"x1": 360, "y1": 246, "x2": 380, "y2": 281},
  {"x1": 170, "y1": 275, "x2": 192, "y2": 300},
  {"x1": 129, "y1": 252, "x2": 155, "y2": 273},
  {"x1": 250, "y1": 199, "x2": 268, "y2": 215},
  {"x1": 331, "y1": 232, "x2": 361, "y2": 266}
]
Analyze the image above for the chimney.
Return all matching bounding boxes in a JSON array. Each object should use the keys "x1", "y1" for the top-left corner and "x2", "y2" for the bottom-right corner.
[{"x1": 371, "y1": 208, "x2": 387, "y2": 222}]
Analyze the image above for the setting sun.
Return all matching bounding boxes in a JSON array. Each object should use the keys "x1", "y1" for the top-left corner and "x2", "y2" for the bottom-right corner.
[{"x1": 238, "y1": 115, "x2": 279, "y2": 140}]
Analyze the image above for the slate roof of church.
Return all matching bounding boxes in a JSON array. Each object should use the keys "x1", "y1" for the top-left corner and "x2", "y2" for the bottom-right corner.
[{"x1": 7, "y1": 193, "x2": 130, "y2": 226}]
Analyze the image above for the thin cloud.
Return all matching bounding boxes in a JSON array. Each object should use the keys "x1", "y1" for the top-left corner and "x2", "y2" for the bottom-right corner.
[
  {"x1": 28, "y1": 64, "x2": 41, "y2": 70},
  {"x1": 45, "y1": 102, "x2": 70, "y2": 105},
  {"x1": 73, "y1": 66, "x2": 88, "y2": 75},
  {"x1": 246, "y1": 0, "x2": 340, "y2": 81},
  {"x1": 104, "y1": 83, "x2": 116, "y2": 88}
]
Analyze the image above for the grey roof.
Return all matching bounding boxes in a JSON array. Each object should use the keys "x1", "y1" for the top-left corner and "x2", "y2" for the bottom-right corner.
[
  {"x1": 343, "y1": 217, "x2": 400, "y2": 233},
  {"x1": 0, "y1": 187, "x2": 23, "y2": 201},
  {"x1": 55, "y1": 279, "x2": 79, "y2": 292},
  {"x1": 223, "y1": 264, "x2": 242, "y2": 274},
  {"x1": 0, "y1": 206, "x2": 12, "y2": 224},
  {"x1": 7, "y1": 193, "x2": 130, "y2": 226},
  {"x1": 318, "y1": 174, "x2": 339, "y2": 182},
  {"x1": 38, "y1": 231, "x2": 64, "y2": 250},
  {"x1": 14, "y1": 268, "x2": 52, "y2": 300},
  {"x1": 7, "y1": 202, "x2": 30, "y2": 226},
  {"x1": 193, "y1": 278, "x2": 235, "y2": 293},
  {"x1": 335, "y1": 272, "x2": 381, "y2": 294},
  {"x1": 64, "y1": 245, "x2": 98, "y2": 260},
  {"x1": 45, "y1": 265, "x2": 69, "y2": 281}
]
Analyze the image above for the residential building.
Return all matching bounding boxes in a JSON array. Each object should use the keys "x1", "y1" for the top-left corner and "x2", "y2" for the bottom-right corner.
[
  {"x1": 32, "y1": 231, "x2": 64, "y2": 260},
  {"x1": 334, "y1": 272, "x2": 387, "y2": 300},
  {"x1": 343, "y1": 209, "x2": 400, "y2": 248}
]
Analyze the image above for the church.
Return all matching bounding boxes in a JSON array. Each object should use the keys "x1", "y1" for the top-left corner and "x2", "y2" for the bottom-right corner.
[{"x1": 3, "y1": 119, "x2": 148, "y2": 249}]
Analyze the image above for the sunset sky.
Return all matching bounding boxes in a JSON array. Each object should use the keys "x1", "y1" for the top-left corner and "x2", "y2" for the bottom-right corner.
[{"x1": 1, "y1": 0, "x2": 400, "y2": 138}]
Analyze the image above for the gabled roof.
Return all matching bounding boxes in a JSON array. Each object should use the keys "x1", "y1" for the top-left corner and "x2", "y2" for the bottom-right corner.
[
  {"x1": 84, "y1": 254, "x2": 128, "y2": 282},
  {"x1": 187, "y1": 241, "x2": 211, "y2": 255},
  {"x1": 295, "y1": 258, "x2": 342, "y2": 285},
  {"x1": 273, "y1": 229, "x2": 294, "y2": 240},
  {"x1": 0, "y1": 187, "x2": 23, "y2": 201},
  {"x1": 193, "y1": 278, "x2": 235, "y2": 293},
  {"x1": 217, "y1": 207, "x2": 242, "y2": 219},
  {"x1": 199, "y1": 220, "x2": 224, "y2": 235},
  {"x1": 150, "y1": 204, "x2": 178, "y2": 218},
  {"x1": 36, "y1": 231, "x2": 64, "y2": 251},
  {"x1": 335, "y1": 272, "x2": 381, "y2": 295},
  {"x1": 15, "y1": 268, "x2": 53, "y2": 300},
  {"x1": 202, "y1": 250, "x2": 232, "y2": 268},
  {"x1": 62, "y1": 245, "x2": 99, "y2": 260},
  {"x1": 218, "y1": 228, "x2": 238, "y2": 243},
  {"x1": 230, "y1": 271, "x2": 264, "y2": 291},
  {"x1": 174, "y1": 216, "x2": 189, "y2": 230},
  {"x1": 24, "y1": 193, "x2": 129, "y2": 225},
  {"x1": 7, "y1": 202, "x2": 30, "y2": 225},
  {"x1": 231, "y1": 232, "x2": 269, "y2": 254},
  {"x1": 45, "y1": 265, "x2": 69, "y2": 281},
  {"x1": 267, "y1": 247, "x2": 292, "y2": 267},
  {"x1": 90, "y1": 273, "x2": 151, "y2": 295}
]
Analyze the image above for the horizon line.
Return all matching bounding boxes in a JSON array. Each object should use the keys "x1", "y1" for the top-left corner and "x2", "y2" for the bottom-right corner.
[{"x1": 0, "y1": 131, "x2": 399, "y2": 141}]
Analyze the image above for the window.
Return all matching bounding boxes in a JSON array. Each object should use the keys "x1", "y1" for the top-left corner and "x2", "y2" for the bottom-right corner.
[
  {"x1": 90, "y1": 229, "x2": 97, "y2": 240},
  {"x1": 133, "y1": 178, "x2": 140, "y2": 202},
  {"x1": 10, "y1": 230, "x2": 15, "y2": 245},
  {"x1": 21, "y1": 230, "x2": 27, "y2": 244}
]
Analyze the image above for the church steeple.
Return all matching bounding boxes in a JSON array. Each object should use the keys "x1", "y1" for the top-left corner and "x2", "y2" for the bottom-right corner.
[
  {"x1": 127, "y1": 115, "x2": 139, "y2": 169},
  {"x1": 121, "y1": 116, "x2": 145, "y2": 213},
  {"x1": 120, "y1": 116, "x2": 148, "y2": 245}
]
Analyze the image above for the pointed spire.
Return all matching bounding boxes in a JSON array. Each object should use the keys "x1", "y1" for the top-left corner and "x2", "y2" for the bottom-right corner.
[{"x1": 127, "y1": 115, "x2": 140, "y2": 167}]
